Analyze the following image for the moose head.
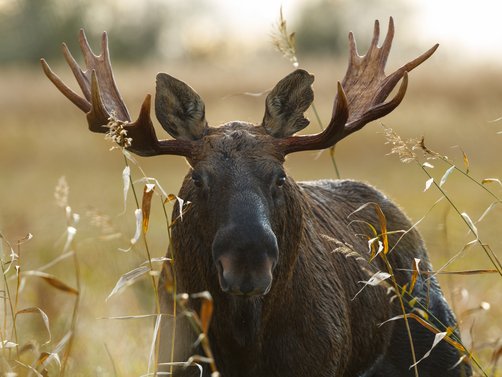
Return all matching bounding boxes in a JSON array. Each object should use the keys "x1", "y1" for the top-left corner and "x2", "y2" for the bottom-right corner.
[{"x1": 41, "y1": 18, "x2": 437, "y2": 298}]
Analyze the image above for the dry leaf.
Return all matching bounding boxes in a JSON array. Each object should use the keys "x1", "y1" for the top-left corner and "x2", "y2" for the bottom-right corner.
[
  {"x1": 23, "y1": 271, "x2": 78, "y2": 295},
  {"x1": 36, "y1": 351, "x2": 61, "y2": 371},
  {"x1": 119, "y1": 209, "x2": 143, "y2": 252},
  {"x1": 350, "y1": 202, "x2": 388, "y2": 253},
  {"x1": 461, "y1": 212, "x2": 479, "y2": 238},
  {"x1": 439, "y1": 166, "x2": 455, "y2": 187},
  {"x1": 482, "y1": 178, "x2": 502, "y2": 186},
  {"x1": 141, "y1": 183, "x2": 156, "y2": 234},
  {"x1": 410, "y1": 331, "x2": 447, "y2": 368},
  {"x1": 424, "y1": 177, "x2": 434, "y2": 192},
  {"x1": 0, "y1": 340, "x2": 18, "y2": 349},
  {"x1": 372, "y1": 204, "x2": 389, "y2": 254},
  {"x1": 107, "y1": 265, "x2": 150, "y2": 300},
  {"x1": 461, "y1": 149, "x2": 470, "y2": 174},
  {"x1": 16, "y1": 307, "x2": 51, "y2": 345},
  {"x1": 352, "y1": 271, "x2": 391, "y2": 300},
  {"x1": 408, "y1": 258, "x2": 421, "y2": 294},
  {"x1": 191, "y1": 292, "x2": 214, "y2": 335},
  {"x1": 367, "y1": 237, "x2": 384, "y2": 259},
  {"x1": 122, "y1": 166, "x2": 131, "y2": 213}
]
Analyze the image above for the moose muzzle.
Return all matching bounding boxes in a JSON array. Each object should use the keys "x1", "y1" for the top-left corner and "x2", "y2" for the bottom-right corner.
[{"x1": 212, "y1": 222, "x2": 278, "y2": 296}]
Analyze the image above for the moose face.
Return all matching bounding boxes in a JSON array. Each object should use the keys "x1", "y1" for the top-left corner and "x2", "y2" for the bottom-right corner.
[
  {"x1": 153, "y1": 70, "x2": 315, "y2": 297},
  {"x1": 187, "y1": 123, "x2": 288, "y2": 296}
]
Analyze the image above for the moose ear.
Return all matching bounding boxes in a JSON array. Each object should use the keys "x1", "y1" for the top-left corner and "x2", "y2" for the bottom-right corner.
[
  {"x1": 155, "y1": 73, "x2": 208, "y2": 141},
  {"x1": 262, "y1": 69, "x2": 314, "y2": 138}
]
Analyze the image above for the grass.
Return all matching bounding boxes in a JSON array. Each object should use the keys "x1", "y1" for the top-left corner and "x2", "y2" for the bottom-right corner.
[{"x1": 0, "y1": 53, "x2": 501, "y2": 376}]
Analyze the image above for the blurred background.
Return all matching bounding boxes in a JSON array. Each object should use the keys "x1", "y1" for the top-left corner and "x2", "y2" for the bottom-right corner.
[{"x1": 1, "y1": 0, "x2": 501, "y2": 375}]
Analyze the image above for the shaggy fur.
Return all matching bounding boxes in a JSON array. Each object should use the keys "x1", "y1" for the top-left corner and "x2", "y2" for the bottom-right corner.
[{"x1": 158, "y1": 122, "x2": 471, "y2": 377}]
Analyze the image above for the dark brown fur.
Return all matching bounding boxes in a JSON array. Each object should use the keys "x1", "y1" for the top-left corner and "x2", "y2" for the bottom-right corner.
[{"x1": 158, "y1": 123, "x2": 470, "y2": 377}]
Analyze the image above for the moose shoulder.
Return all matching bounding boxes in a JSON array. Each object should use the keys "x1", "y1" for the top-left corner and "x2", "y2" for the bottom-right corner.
[{"x1": 42, "y1": 18, "x2": 472, "y2": 377}]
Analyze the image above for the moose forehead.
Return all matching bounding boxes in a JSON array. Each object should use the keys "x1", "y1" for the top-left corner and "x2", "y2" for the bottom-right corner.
[{"x1": 191, "y1": 121, "x2": 284, "y2": 165}]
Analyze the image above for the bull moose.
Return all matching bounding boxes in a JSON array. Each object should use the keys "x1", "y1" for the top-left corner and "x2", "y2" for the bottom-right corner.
[{"x1": 42, "y1": 18, "x2": 471, "y2": 377}]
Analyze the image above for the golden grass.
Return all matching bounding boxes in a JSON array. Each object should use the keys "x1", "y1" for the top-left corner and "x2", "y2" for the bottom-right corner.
[{"x1": 0, "y1": 59, "x2": 501, "y2": 375}]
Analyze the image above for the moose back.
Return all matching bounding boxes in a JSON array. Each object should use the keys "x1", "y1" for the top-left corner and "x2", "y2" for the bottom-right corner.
[{"x1": 42, "y1": 18, "x2": 471, "y2": 377}]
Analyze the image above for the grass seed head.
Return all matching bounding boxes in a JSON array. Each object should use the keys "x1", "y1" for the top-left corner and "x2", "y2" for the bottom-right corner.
[
  {"x1": 382, "y1": 126, "x2": 418, "y2": 163},
  {"x1": 105, "y1": 112, "x2": 132, "y2": 149},
  {"x1": 271, "y1": 7, "x2": 299, "y2": 68}
]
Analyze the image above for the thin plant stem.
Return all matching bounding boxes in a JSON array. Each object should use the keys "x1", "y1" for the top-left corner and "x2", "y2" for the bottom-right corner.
[
  {"x1": 105, "y1": 342, "x2": 120, "y2": 377},
  {"x1": 60, "y1": 251, "x2": 81, "y2": 377},
  {"x1": 440, "y1": 157, "x2": 501, "y2": 203},
  {"x1": 381, "y1": 254, "x2": 420, "y2": 377},
  {"x1": 398, "y1": 287, "x2": 487, "y2": 376},
  {"x1": 418, "y1": 164, "x2": 502, "y2": 277},
  {"x1": 122, "y1": 153, "x2": 161, "y2": 376},
  {"x1": 311, "y1": 103, "x2": 341, "y2": 179},
  {"x1": 1, "y1": 261, "x2": 19, "y2": 359},
  {"x1": 161, "y1": 200, "x2": 178, "y2": 376}
]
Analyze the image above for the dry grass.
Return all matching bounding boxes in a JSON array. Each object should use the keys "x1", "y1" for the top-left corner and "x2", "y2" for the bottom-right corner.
[{"x1": 0, "y1": 56, "x2": 501, "y2": 375}]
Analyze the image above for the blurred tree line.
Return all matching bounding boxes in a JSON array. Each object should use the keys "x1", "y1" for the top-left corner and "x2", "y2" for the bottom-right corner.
[
  {"x1": 295, "y1": 0, "x2": 414, "y2": 57},
  {"x1": 0, "y1": 0, "x2": 412, "y2": 65},
  {"x1": 0, "y1": 0, "x2": 169, "y2": 64}
]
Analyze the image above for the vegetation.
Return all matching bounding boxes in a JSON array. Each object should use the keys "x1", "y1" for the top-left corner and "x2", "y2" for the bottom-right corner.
[{"x1": 0, "y1": 6, "x2": 501, "y2": 377}]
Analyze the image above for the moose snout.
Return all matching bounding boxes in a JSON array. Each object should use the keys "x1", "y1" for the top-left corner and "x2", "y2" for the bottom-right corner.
[
  {"x1": 217, "y1": 255, "x2": 275, "y2": 296},
  {"x1": 212, "y1": 224, "x2": 278, "y2": 297}
]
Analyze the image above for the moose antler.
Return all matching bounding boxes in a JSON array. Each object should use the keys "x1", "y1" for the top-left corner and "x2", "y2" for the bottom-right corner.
[
  {"x1": 41, "y1": 30, "x2": 194, "y2": 157},
  {"x1": 279, "y1": 17, "x2": 438, "y2": 154}
]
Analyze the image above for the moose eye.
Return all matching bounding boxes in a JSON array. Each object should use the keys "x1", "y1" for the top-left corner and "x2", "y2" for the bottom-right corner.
[
  {"x1": 276, "y1": 174, "x2": 286, "y2": 187},
  {"x1": 191, "y1": 171, "x2": 203, "y2": 188}
]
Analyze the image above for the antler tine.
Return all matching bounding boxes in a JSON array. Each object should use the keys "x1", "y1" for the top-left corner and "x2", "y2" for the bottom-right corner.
[
  {"x1": 348, "y1": 32, "x2": 358, "y2": 67},
  {"x1": 42, "y1": 30, "x2": 196, "y2": 158},
  {"x1": 79, "y1": 29, "x2": 99, "y2": 69},
  {"x1": 40, "y1": 58, "x2": 91, "y2": 112},
  {"x1": 88, "y1": 70, "x2": 110, "y2": 131},
  {"x1": 280, "y1": 18, "x2": 437, "y2": 155},
  {"x1": 62, "y1": 42, "x2": 92, "y2": 106},
  {"x1": 380, "y1": 17, "x2": 395, "y2": 62},
  {"x1": 380, "y1": 43, "x2": 439, "y2": 102},
  {"x1": 101, "y1": 30, "x2": 111, "y2": 63},
  {"x1": 367, "y1": 19, "x2": 381, "y2": 57}
]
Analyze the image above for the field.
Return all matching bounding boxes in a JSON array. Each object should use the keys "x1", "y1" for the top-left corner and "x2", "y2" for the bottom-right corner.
[{"x1": 1, "y1": 51, "x2": 501, "y2": 375}]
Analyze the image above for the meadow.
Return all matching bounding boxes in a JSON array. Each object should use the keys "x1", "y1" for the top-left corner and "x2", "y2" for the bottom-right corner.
[{"x1": 1, "y1": 50, "x2": 501, "y2": 375}]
